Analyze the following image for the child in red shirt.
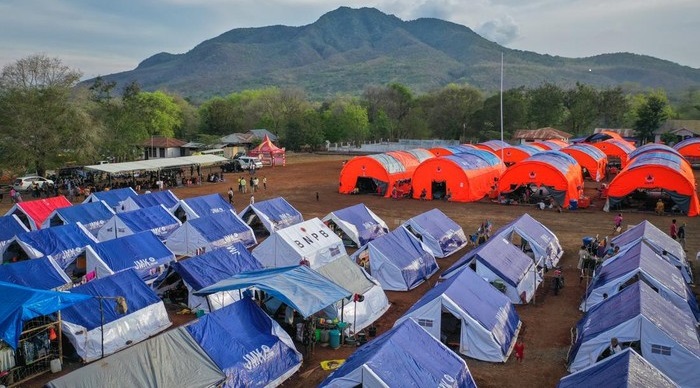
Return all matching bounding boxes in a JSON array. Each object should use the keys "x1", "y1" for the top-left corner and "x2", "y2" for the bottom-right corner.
[{"x1": 514, "y1": 338, "x2": 525, "y2": 363}]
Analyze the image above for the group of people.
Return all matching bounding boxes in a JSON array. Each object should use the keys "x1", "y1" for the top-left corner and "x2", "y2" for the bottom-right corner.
[
  {"x1": 578, "y1": 236, "x2": 620, "y2": 283},
  {"x1": 236, "y1": 176, "x2": 266, "y2": 194},
  {"x1": 468, "y1": 220, "x2": 492, "y2": 247}
]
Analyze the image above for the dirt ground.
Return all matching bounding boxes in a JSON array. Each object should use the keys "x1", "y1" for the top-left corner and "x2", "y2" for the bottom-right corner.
[{"x1": 8, "y1": 153, "x2": 699, "y2": 388}]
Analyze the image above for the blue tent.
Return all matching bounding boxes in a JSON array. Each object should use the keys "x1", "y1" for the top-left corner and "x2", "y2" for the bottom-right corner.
[
  {"x1": 443, "y1": 236, "x2": 541, "y2": 304},
  {"x1": 238, "y1": 197, "x2": 303, "y2": 235},
  {"x1": 61, "y1": 269, "x2": 172, "y2": 362},
  {"x1": 86, "y1": 231, "x2": 175, "y2": 285},
  {"x1": 568, "y1": 281, "x2": 700, "y2": 387},
  {"x1": 82, "y1": 187, "x2": 138, "y2": 212},
  {"x1": 120, "y1": 190, "x2": 179, "y2": 212},
  {"x1": 396, "y1": 266, "x2": 521, "y2": 362},
  {"x1": 558, "y1": 348, "x2": 678, "y2": 388},
  {"x1": 41, "y1": 200, "x2": 115, "y2": 236},
  {"x1": 97, "y1": 204, "x2": 181, "y2": 241},
  {"x1": 0, "y1": 215, "x2": 29, "y2": 260},
  {"x1": 322, "y1": 203, "x2": 389, "y2": 247},
  {"x1": 170, "y1": 244, "x2": 263, "y2": 312},
  {"x1": 0, "y1": 281, "x2": 91, "y2": 349},
  {"x1": 0, "y1": 257, "x2": 70, "y2": 290},
  {"x1": 195, "y1": 265, "x2": 351, "y2": 318},
  {"x1": 402, "y1": 208, "x2": 468, "y2": 258},
  {"x1": 490, "y1": 213, "x2": 563, "y2": 268},
  {"x1": 7, "y1": 223, "x2": 97, "y2": 269},
  {"x1": 174, "y1": 193, "x2": 235, "y2": 221},
  {"x1": 581, "y1": 240, "x2": 699, "y2": 319},
  {"x1": 166, "y1": 210, "x2": 256, "y2": 256},
  {"x1": 352, "y1": 226, "x2": 439, "y2": 291},
  {"x1": 320, "y1": 319, "x2": 476, "y2": 387},
  {"x1": 611, "y1": 220, "x2": 691, "y2": 283},
  {"x1": 186, "y1": 298, "x2": 302, "y2": 388}
]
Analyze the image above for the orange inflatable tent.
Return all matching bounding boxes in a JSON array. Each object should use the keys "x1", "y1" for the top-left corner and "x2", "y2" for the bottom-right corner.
[
  {"x1": 499, "y1": 145, "x2": 542, "y2": 166},
  {"x1": 561, "y1": 144, "x2": 608, "y2": 182},
  {"x1": 532, "y1": 139, "x2": 568, "y2": 150},
  {"x1": 673, "y1": 137, "x2": 700, "y2": 165},
  {"x1": 589, "y1": 139, "x2": 636, "y2": 168},
  {"x1": 498, "y1": 151, "x2": 583, "y2": 207},
  {"x1": 628, "y1": 143, "x2": 683, "y2": 163},
  {"x1": 428, "y1": 145, "x2": 475, "y2": 157},
  {"x1": 339, "y1": 149, "x2": 434, "y2": 197},
  {"x1": 411, "y1": 149, "x2": 505, "y2": 202},
  {"x1": 606, "y1": 152, "x2": 699, "y2": 216}
]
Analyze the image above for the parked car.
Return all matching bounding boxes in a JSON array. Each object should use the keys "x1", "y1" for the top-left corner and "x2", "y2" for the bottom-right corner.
[
  {"x1": 236, "y1": 156, "x2": 263, "y2": 170},
  {"x1": 13, "y1": 176, "x2": 54, "y2": 191}
]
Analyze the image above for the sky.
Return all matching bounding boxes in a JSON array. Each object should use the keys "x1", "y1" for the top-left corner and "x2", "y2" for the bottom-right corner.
[{"x1": 1, "y1": 0, "x2": 698, "y2": 79}]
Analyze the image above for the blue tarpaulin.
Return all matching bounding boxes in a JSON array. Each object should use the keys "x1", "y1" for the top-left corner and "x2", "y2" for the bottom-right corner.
[
  {"x1": 42, "y1": 201, "x2": 115, "y2": 235},
  {"x1": 14, "y1": 223, "x2": 96, "y2": 269},
  {"x1": 61, "y1": 270, "x2": 162, "y2": 331},
  {"x1": 165, "y1": 210, "x2": 256, "y2": 256},
  {"x1": 444, "y1": 237, "x2": 532, "y2": 287},
  {"x1": 403, "y1": 208, "x2": 467, "y2": 258},
  {"x1": 83, "y1": 187, "x2": 138, "y2": 211},
  {"x1": 400, "y1": 266, "x2": 520, "y2": 361},
  {"x1": 122, "y1": 190, "x2": 179, "y2": 212},
  {"x1": 0, "y1": 257, "x2": 70, "y2": 290},
  {"x1": 176, "y1": 194, "x2": 235, "y2": 220},
  {"x1": 0, "y1": 281, "x2": 91, "y2": 349},
  {"x1": 558, "y1": 348, "x2": 678, "y2": 388},
  {"x1": 186, "y1": 298, "x2": 302, "y2": 388},
  {"x1": 97, "y1": 205, "x2": 181, "y2": 241},
  {"x1": 239, "y1": 197, "x2": 303, "y2": 234},
  {"x1": 320, "y1": 319, "x2": 476, "y2": 387},
  {"x1": 0, "y1": 215, "x2": 29, "y2": 250},
  {"x1": 87, "y1": 231, "x2": 175, "y2": 283},
  {"x1": 195, "y1": 265, "x2": 351, "y2": 318},
  {"x1": 322, "y1": 203, "x2": 388, "y2": 247},
  {"x1": 172, "y1": 244, "x2": 263, "y2": 291}
]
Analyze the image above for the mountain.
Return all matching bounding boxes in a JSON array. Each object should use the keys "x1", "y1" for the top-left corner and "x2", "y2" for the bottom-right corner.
[{"x1": 93, "y1": 7, "x2": 700, "y2": 100}]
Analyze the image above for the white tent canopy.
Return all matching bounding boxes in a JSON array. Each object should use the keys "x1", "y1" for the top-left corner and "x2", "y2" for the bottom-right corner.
[{"x1": 84, "y1": 155, "x2": 227, "y2": 174}]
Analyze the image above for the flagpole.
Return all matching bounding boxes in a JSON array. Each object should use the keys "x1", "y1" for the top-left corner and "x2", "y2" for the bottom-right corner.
[{"x1": 500, "y1": 52, "x2": 504, "y2": 162}]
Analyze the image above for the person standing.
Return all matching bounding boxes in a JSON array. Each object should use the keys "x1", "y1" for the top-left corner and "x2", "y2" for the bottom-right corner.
[
  {"x1": 250, "y1": 195, "x2": 255, "y2": 205},
  {"x1": 670, "y1": 219, "x2": 678, "y2": 240},
  {"x1": 227, "y1": 187, "x2": 234, "y2": 204},
  {"x1": 263, "y1": 176, "x2": 267, "y2": 190},
  {"x1": 677, "y1": 222, "x2": 686, "y2": 251},
  {"x1": 514, "y1": 338, "x2": 525, "y2": 363},
  {"x1": 613, "y1": 213, "x2": 623, "y2": 234}
]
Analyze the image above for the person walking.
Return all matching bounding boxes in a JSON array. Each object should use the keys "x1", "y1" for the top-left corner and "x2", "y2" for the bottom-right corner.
[
  {"x1": 670, "y1": 219, "x2": 678, "y2": 240},
  {"x1": 250, "y1": 195, "x2": 255, "y2": 205},
  {"x1": 514, "y1": 338, "x2": 525, "y2": 363},
  {"x1": 227, "y1": 187, "x2": 234, "y2": 204},
  {"x1": 677, "y1": 222, "x2": 686, "y2": 251},
  {"x1": 263, "y1": 176, "x2": 267, "y2": 190},
  {"x1": 613, "y1": 213, "x2": 623, "y2": 234}
]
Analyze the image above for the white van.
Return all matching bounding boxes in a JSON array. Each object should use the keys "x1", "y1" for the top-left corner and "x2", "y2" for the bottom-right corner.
[{"x1": 236, "y1": 156, "x2": 263, "y2": 170}]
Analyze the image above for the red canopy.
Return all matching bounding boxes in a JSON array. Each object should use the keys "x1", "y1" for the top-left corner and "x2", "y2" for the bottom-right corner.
[
  {"x1": 9, "y1": 196, "x2": 72, "y2": 230},
  {"x1": 248, "y1": 135, "x2": 286, "y2": 166}
]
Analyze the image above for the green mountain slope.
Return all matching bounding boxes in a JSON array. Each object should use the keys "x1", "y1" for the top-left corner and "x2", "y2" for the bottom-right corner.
[{"x1": 93, "y1": 6, "x2": 700, "y2": 99}]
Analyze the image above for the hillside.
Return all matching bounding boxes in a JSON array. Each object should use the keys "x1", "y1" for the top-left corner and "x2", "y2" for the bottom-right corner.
[{"x1": 92, "y1": 6, "x2": 700, "y2": 100}]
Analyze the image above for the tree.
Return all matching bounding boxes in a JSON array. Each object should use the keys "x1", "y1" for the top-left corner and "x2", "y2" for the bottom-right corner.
[
  {"x1": 634, "y1": 91, "x2": 671, "y2": 143},
  {"x1": 563, "y1": 82, "x2": 599, "y2": 135},
  {"x1": 0, "y1": 55, "x2": 99, "y2": 175},
  {"x1": 322, "y1": 98, "x2": 369, "y2": 145},
  {"x1": 527, "y1": 83, "x2": 565, "y2": 128},
  {"x1": 362, "y1": 83, "x2": 413, "y2": 140},
  {"x1": 597, "y1": 87, "x2": 629, "y2": 128},
  {"x1": 473, "y1": 87, "x2": 528, "y2": 141},
  {"x1": 418, "y1": 84, "x2": 483, "y2": 140}
]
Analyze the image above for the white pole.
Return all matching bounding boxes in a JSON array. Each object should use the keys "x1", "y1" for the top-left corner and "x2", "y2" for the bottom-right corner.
[{"x1": 500, "y1": 52, "x2": 504, "y2": 162}]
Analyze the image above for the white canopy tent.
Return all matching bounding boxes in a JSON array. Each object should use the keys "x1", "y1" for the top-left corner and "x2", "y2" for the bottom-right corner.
[{"x1": 84, "y1": 155, "x2": 227, "y2": 174}]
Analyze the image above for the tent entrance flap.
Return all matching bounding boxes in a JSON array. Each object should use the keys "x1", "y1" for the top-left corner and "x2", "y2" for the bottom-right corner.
[
  {"x1": 431, "y1": 181, "x2": 446, "y2": 200},
  {"x1": 355, "y1": 177, "x2": 387, "y2": 195},
  {"x1": 441, "y1": 311, "x2": 461, "y2": 348}
]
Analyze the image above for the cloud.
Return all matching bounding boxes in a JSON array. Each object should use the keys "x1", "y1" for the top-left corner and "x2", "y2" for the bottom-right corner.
[{"x1": 476, "y1": 15, "x2": 519, "y2": 45}]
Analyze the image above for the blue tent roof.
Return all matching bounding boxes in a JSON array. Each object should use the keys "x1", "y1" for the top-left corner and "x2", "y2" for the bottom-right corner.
[
  {"x1": 84, "y1": 187, "x2": 138, "y2": 209},
  {"x1": 90, "y1": 231, "x2": 174, "y2": 281},
  {"x1": 172, "y1": 244, "x2": 263, "y2": 291},
  {"x1": 563, "y1": 144, "x2": 607, "y2": 160},
  {"x1": 369, "y1": 227, "x2": 439, "y2": 288},
  {"x1": 0, "y1": 215, "x2": 28, "y2": 245},
  {"x1": 628, "y1": 143, "x2": 681, "y2": 161},
  {"x1": 129, "y1": 190, "x2": 179, "y2": 210},
  {"x1": 61, "y1": 269, "x2": 162, "y2": 331},
  {"x1": 245, "y1": 197, "x2": 303, "y2": 229},
  {"x1": 0, "y1": 281, "x2": 91, "y2": 349},
  {"x1": 405, "y1": 209, "x2": 464, "y2": 251},
  {"x1": 611, "y1": 221, "x2": 684, "y2": 267},
  {"x1": 558, "y1": 348, "x2": 678, "y2": 388},
  {"x1": 444, "y1": 236, "x2": 532, "y2": 287},
  {"x1": 0, "y1": 257, "x2": 69, "y2": 290},
  {"x1": 329, "y1": 203, "x2": 388, "y2": 246},
  {"x1": 479, "y1": 140, "x2": 509, "y2": 151},
  {"x1": 517, "y1": 144, "x2": 543, "y2": 155},
  {"x1": 195, "y1": 265, "x2": 351, "y2": 318},
  {"x1": 186, "y1": 298, "x2": 302, "y2": 387},
  {"x1": 320, "y1": 319, "x2": 475, "y2": 387},
  {"x1": 367, "y1": 153, "x2": 406, "y2": 174},
  {"x1": 179, "y1": 194, "x2": 234, "y2": 218},
  {"x1": 453, "y1": 148, "x2": 503, "y2": 166},
  {"x1": 404, "y1": 148, "x2": 434, "y2": 163},
  {"x1": 109, "y1": 205, "x2": 180, "y2": 238},
  {"x1": 572, "y1": 281, "x2": 700, "y2": 361},
  {"x1": 45, "y1": 201, "x2": 114, "y2": 232},
  {"x1": 673, "y1": 137, "x2": 700, "y2": 151},
  {"x1": 446, "y1": 153, "x2": 492, "y2": 170},
  {"x1": 527, "y1": 151, "x2": 579, "y2": 175},
  {"x1": 184, "y1": 210, "x2": 256, "y2": 247},
  {"x1": 624, "y1": 151, "x2": 687, "y2": 171},
  {"x1": 406, "y1": 266, "x2": 520, "y2": 355},
  {"x1": 16, "y1": 223, "x2": 95, "y2": 269}
]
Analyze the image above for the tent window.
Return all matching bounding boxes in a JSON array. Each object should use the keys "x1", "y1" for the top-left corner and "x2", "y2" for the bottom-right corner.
[
  {"x1": 651, "y1": 344, "x2": 671, "y2": 356},
  {"x1": 417, "y1": 318, "x2": 433, "y2": 328}
]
